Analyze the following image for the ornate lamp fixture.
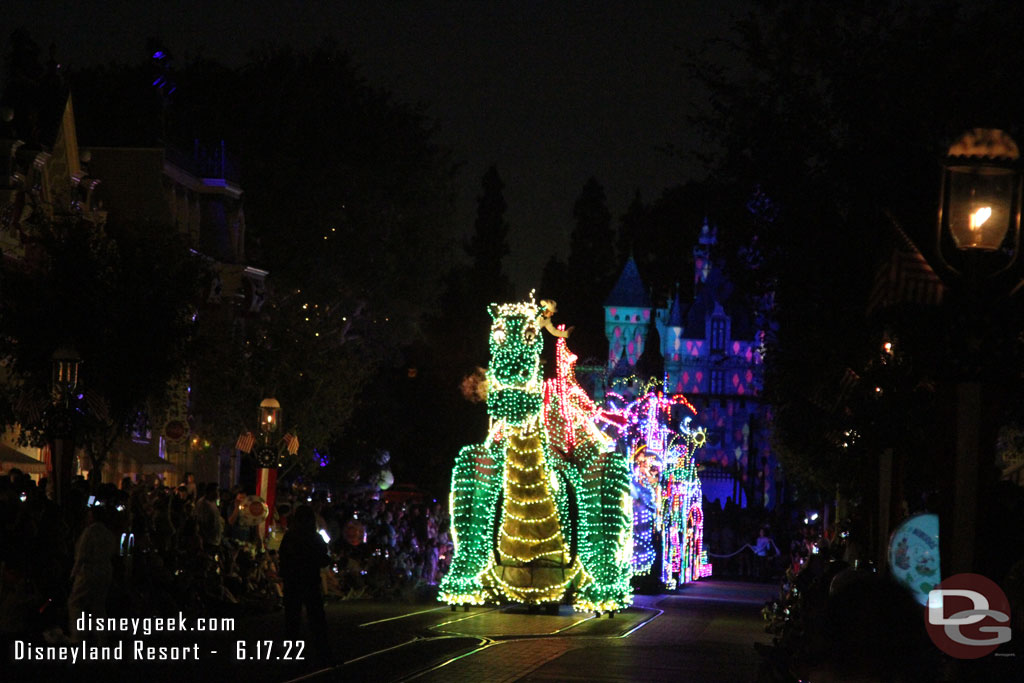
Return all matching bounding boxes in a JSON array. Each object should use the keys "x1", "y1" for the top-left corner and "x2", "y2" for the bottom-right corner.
[
  {"x1": 937, "y1": 128, "x2": 1023, "y2": 280},
  {"x1": 259, "y1": 397, "x2": 281, "y2": 434},
  {"x1": 51, "y1": 347, "x2": 81, "y2": 404}
]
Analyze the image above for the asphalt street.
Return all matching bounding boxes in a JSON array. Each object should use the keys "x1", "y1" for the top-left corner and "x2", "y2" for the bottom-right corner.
[{"x1": 5, "y1": 580, "x2": 777, "y2": 683}]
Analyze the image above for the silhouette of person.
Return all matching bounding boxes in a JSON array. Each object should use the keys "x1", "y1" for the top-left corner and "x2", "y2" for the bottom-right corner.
[{"x1": 279, "y1": 504, "x2": 332, "y2": 663}]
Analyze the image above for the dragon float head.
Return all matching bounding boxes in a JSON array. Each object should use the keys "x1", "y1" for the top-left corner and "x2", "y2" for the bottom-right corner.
[{"x1": 486, "y1": 297, "x2": 544, "y2": 426}]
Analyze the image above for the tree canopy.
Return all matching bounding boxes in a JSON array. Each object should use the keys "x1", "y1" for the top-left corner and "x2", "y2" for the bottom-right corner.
[
  {"x1": 63, "y1": 41, "x2": 460, "y2": 470},
  {"x1": 550, "y1": 177, "x2": 617, "y2": 362},
  {"x1": 0, "y1": 215, "x2": 208, "y2": 476},
  {"x1": 691, "y1": 0, "x2": 1024, "y2": 500}
]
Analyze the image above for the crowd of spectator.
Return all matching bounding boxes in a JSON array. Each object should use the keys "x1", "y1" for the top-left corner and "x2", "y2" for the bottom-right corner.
[
  {"x1": 313, "y1": 488, "x2": 452, "y2": 602},
  {"x1": 0, "y1": 467, "x2": 451, "y2": 648}
]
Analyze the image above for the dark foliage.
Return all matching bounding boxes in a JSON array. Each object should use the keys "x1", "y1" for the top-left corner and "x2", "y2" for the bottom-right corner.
[
  {"x1": 690, "y1": 0, "x2": 1024, "y2": 501},
  {"x1": 0, "y1": 215, "x2": 207, "y2": 477},
  {"x1": 65, "y1": 41, "x2": 460, "y2": 471}
]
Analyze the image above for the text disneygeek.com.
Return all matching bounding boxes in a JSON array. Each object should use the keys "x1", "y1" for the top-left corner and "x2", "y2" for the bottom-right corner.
[{"x1": 11, "y1": 611, "x2": 238, "y2": 663}]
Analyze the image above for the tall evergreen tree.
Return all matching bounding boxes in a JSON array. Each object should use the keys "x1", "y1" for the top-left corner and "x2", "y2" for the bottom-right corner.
[
  {"x1": 635, "y1": 182, "x2": 709, "y2": 302},
  {"x1": 466, "y1": 165, "x2": 514, "y2": 329},
  {"x1": 616, "y1": 189, "x2": 646, "y2": 267},
  {"x1": 406, "y1": 166, "x2": 517, "y2": 490},
  {"x1": 428, "y1": 164, "x2": 514, "y2": 375},
  {"x1": 0, "y1": 29, "x2": 68, "y2": 146},
  {"x1": 562, "y1": 177, "x2": 617, "y2": 361},
  {"x1": 467, "y1": 166, "x2": 511, "y2": 287}
]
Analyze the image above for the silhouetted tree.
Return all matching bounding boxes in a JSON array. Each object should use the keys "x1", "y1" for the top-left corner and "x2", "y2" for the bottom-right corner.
[
  {"x1": 626, "y1": 182, "x2": 710, "y2": 303},
  {"x1": 404, "y1": 166, "x2": 518, "y2": 486},
  {"x1": 64, "y1": 41, "x2": 459, "y2": 471},
  {"x1": 468, "y1": 166, "x2": 512, "y2": 288},
  {"x1": 690, "y1": 0, "x2": 1024, "y2": 508},
  {"x1": 0, "y1": 29, "x2": 69, "y2": 146},
  {"x1": 562, "y1": 177, "x2": 617, "y2": 361},
  {"x1": 0, "y1": 215, "x2": 208, "y2": 483},
  {"x1": 463, "y1": 165, "x2": 514, "y2": 344},
  {"x1": 616, "y1": 189, "x2": 646, "y2": 266}
]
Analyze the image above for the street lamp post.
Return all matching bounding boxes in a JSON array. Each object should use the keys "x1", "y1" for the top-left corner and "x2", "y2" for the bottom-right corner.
[
  {"x1": 49, "y1": 347, "x2": 81, "y2": 506},
  {"x1": 936, "y1": 129, "x2": 1023, "y2": 575},
  {"x1": 254, "y1": 397, "x2": 282, "y2": 538}
]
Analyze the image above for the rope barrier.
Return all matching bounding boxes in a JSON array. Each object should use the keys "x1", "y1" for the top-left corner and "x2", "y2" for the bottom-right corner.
[
  {"x1": 707, "y1": 540, "x2": 781, "y2": 559},
  {"x1": 707, "y1": 543, "x2": 756, "y2": 559}
]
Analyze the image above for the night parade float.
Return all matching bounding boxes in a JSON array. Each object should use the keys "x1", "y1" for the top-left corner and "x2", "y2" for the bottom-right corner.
[
  {"x1": 438, "y1": 296, "x2": 633, "y2": 614},
  {"x1": 439, "y1": 295, "x2": 711, "y2": 615},
  {"x1": 600, "y1": 383, "x2": 713, "y2": 589}
]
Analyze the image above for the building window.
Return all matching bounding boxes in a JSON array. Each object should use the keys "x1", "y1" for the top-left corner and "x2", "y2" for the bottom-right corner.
[
  {"x1": 710, "y1": 370, "x2": 725, "y2": 395},
  {"x1": 711, "y1": 318, "x2": 727, "y2": 353}
]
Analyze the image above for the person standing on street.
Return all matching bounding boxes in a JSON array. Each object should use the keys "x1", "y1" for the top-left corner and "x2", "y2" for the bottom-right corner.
[
  {"x1": 68, "y1": 503, "x2": 118, "y2": 643},
  {"x1": 279, "y1": 504, "x2": 332, "y2": 663},
  {"x1": 753, "y1": 527, "x2": 779, "y2": 580},
  {"x1": 195, "y1": 482, "x2": 224, "y2": 552}
]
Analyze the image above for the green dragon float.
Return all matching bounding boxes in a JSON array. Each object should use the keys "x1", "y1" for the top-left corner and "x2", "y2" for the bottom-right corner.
[{"x1": 439, "y1": 296, "x2": 633, "y2": 613}]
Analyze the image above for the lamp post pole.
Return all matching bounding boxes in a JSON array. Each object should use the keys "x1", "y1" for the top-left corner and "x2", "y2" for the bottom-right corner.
[
  {"x1": 254, "y1": 397, "x2": 282, "y2": 539},
  {"x1": 952, "y1": 383, "x2": 981, "y2": 573},
  {"x1": 936, "y1": 128, "x2": 1023, "y2": 575}
]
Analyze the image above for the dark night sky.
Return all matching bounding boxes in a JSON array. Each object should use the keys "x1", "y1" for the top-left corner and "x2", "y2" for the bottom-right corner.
[{"x1": 2, "y1": 1, "x2": 741, "y2": 293}]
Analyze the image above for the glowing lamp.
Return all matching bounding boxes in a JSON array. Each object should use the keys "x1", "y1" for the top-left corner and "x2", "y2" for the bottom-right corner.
[
  {"x1": 939, "y1": 129, "x2": 1022, "y2": 266},
  {"x1": 51, "y1": 347, "x2": 81, "y2": 397},
  {"x1": 259, "y1": 397, "x2": 281, "y2": 434}
]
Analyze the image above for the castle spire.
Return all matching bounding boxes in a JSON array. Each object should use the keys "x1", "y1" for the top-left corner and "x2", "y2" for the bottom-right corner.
[{"x1": 605, "y1": 256, "x2": 651, "y2": 308}]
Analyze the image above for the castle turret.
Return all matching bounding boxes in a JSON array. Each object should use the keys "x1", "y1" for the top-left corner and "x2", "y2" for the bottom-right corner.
[
  {"x1": 604, "y1": 257, "x2": 652, "y2": 373},
  {"x1": 660, "y1": 286, "x2": 685, "y2": 386}
]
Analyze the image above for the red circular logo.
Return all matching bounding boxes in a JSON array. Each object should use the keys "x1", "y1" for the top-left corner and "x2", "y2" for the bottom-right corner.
[{"x1": 924, "y1": 573, "x2": 1011, "y2": 659}]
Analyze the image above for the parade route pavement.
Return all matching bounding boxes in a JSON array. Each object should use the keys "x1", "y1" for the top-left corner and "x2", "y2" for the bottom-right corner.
[
  {"x1": 5, "y1": 579, "x2": 777, "y2": 683},
  {"x1": 404, "y1": 580, "x2": 777, "y2": 683}
]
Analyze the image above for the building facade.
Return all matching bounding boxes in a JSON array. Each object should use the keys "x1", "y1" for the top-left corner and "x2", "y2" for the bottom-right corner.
[
  {"x1": 0, "y1": 91, "x2": 264, "y2": 486},
  {"x1": 87, "y1": 141, "x2": 267, "y2": 486},
  {"x1": 0, "y1": 95, "x2": 156, "y2": 481}
]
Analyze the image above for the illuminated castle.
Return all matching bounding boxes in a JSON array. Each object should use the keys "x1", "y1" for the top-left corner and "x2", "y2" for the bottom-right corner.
[{"x1": 604, "y1": 221, "x2": 777, "y2": 508}]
